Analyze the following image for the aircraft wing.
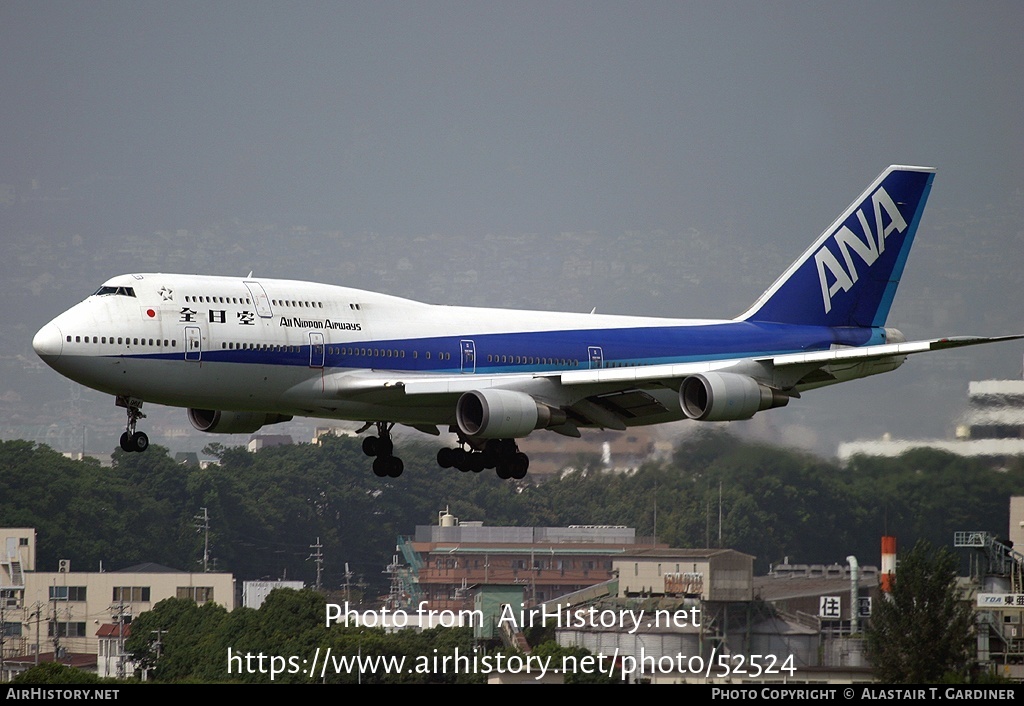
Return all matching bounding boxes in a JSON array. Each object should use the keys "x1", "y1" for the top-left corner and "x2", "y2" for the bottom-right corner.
[
  {"x1": 328, "y1": 334, "x2": 1022, "y2": 433},
  {"x1": 559, "y1": 334, "x2": 1023, "y2": 386},
  {"x1": 556, "y1": 334, "x2": 1023, "y2": 392}
]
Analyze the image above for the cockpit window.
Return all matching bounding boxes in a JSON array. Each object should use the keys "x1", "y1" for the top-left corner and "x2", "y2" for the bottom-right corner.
[{"x1": 93, "y1": 286, "x2": 136, "y2": 297}]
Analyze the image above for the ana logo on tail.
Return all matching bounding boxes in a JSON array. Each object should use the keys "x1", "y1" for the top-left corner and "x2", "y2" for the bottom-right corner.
[{"x1": 814, "y1": 185, "x2": 908, "y2": 315}]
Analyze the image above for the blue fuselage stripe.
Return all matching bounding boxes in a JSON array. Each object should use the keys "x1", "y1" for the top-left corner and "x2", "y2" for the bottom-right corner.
[{"x1": 111, "y1": 321, "x2": 881, "y2": 372}]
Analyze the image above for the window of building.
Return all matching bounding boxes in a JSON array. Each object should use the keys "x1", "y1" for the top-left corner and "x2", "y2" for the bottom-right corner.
[
  {"x1": 49, "y1": 586, "x2": 87, "y2": 601},
  {"x1": 112, "y1": 586, "x2": 151, "y2": 602},
  {"x1": 176, "y1": 586, "x2": 214, "y2": 603},
  {"x1": 48, "y1": 622, "x2": 87, "y2": 638}
]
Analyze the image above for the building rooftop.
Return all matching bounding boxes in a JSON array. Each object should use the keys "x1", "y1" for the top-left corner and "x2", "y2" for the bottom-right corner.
[
  {"x1": 115, "y1": 562, "x2": 186, "y2": 573},
  {"x1": 618, "y1": 547, "x2": 755, "y2": 561}
]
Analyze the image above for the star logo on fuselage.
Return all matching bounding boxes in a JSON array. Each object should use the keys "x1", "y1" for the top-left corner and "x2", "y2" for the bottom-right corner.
[{"x1": 159, "y1": 286, "x2": 174, "y2": 301}]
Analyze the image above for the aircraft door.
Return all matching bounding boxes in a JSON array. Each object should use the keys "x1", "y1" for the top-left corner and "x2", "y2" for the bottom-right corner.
[
  {"x1": 309, "y1": 332, "x2": 325, "y2": 368},
  {"x1": 184, "y1": 326, "x2": 202, "y2": 361},
  {"x1": 243, "y1": 281, "x2": 274, "y2": 318},
  {"x1": 461, "y1": 340, "x2": 476, "y2": 373},
  {"x1": 588, "y1": 346, "x2": 604, "y2": 369}
]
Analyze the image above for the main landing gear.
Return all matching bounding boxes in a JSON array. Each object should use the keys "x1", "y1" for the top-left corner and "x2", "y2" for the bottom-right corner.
[
  {"x1": 358, "y1": 423, "x2": 530, "y2": 480},
  {"x1": 437, "y1": 438, "x2": 529, "y2": 480},
  {"x1": 361, "y1": 422, "x2": 405, "y2": 478},
  {"x1": 116, "y1": 396, "x2": 149, "y2": 453}
]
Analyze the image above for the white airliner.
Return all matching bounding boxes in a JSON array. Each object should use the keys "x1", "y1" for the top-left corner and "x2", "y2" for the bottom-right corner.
[{"x1": 33, "y1": 166, "x2": 1019, "y2": 479}]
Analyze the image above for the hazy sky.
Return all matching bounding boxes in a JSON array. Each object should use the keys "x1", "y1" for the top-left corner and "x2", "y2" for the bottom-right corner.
[
  {"x1": 2, "y1": 2, "x2": 1022, "y2": 455},
  {"x1": 5, "y1": 2, "x2": 1021, "y2": 232}
]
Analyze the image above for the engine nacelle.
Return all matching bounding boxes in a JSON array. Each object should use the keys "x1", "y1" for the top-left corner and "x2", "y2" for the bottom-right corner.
[
  {"x1": 456, "y1": 389, "x2": 566, "y2": 438},
  {"x1": 679, "y1": 372, "x2": 789, "y2": 422},
  {"x1": 187, "y1": 408, "x2": 293, "y2": 434}
]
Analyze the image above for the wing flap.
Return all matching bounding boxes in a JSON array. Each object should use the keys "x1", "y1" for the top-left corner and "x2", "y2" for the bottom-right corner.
[
  {"x1": 557, "y1": 335, "x2": 1022, "y2": 388},
  {"x1": 331, "y1": 370, "x2": 541, "y2": 398}
]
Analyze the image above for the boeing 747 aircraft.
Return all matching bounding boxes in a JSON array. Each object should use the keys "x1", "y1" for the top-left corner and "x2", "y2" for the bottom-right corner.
[{"x1": 33, "y1": 166, "x2": 1019, "y2": 479}]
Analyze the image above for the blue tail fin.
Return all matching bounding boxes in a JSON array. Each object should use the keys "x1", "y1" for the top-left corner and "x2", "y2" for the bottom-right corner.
[{"x1": 739, "y1": 165, "x2": 936, "y2": 327}]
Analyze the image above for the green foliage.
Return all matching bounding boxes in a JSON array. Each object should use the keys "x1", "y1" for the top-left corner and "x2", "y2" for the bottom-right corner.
[
  {"x1": 124, "y1": 589, "x2": 486, "y2": 683},
  {"x1": 11, "y1": 661, "x2": 100, "y2": 684},
  {"x1": 2, "y1": 431, "x2": 1022, "y2": 584},
  {"x1": 7, "y1": 431, "x2": 1021, "y2": 682},
  {"x1": 124, "y1": 596, "x2": 229, "y2": 681},
  {"x1": 865, "y1": 539, "x2": 975, "y2": 683}
]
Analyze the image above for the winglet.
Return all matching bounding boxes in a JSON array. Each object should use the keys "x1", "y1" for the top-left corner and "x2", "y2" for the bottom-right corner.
[{"x1": 739, "y1": 165, "x2": 936, "y2": 328}]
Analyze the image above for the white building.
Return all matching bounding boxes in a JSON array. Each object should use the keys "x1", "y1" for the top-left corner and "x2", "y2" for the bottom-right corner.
[
  {"x1": 839, "y1": 378, "x2": 1024, "y2": 462},
  {"x1": 241, "y1": 580, "x2": 304, "y2": 608},
  {"x1": 1, "y1": 527, "x2": 234, "y2": 680}
]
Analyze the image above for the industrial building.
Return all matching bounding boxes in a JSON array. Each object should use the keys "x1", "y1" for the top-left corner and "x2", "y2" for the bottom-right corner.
[
  {"x1": 393, "y1": 510, "x2": 662, "y2": 611},
  {"x1": 956, "y1": 496, "x2": 1024, "y2": 681},
  {"x1": 391, "y1": 510, "x2": 885, "y2": 682}
]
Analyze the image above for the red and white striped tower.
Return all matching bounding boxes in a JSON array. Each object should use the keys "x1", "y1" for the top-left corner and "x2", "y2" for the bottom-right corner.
[{"x1": 881, "y1": 536, "x2": 897, "y2": 593}]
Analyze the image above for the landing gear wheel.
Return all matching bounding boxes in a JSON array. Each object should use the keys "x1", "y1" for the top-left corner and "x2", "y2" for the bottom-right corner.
[
  {"x1": 116, "y1": 396, "x2": 148, "y2": 453},
  {"x1": 451, "y1": 448, "x2": 469, "y2": 471},
  {"x1": 365, "y1": 422, "x2": 403, "y2": 478},
  {"x1": 510, "y1": 452, "x2": 529, "y2": 479},
  {"x1": 442, "y1": 437, "x2": 531, "y2": 479},
  {"x1": 362, "y1": 436, "x2": 379, "y2": 457},
  {"x1": 469, "y1": 453, "x2": 485, "y2": 473}
]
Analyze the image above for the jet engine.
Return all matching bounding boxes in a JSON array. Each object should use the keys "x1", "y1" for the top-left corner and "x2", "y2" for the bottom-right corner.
[
  {"x1": 187, "y1": 408, "x2": 294, "y2": 434},
  {"x1": 679, "y1": 372, "x2": 789, "y2": 421},
  {"x1": 456, "y1": 389, "x2": 566, "y2": 438}
]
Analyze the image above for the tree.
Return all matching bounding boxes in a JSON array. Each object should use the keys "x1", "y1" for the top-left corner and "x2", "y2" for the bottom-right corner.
[
  {"x1": 11, "y1": 661, "x2": 100, "y2": 684},
  {"x1": 866, "y1": 539, "x2": 974, "y2": 682}
]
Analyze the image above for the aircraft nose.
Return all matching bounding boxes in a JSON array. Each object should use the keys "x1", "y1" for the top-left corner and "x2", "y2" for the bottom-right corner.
[{"x1": 33, "y1": 322, "x2": 63, "y2": 360}]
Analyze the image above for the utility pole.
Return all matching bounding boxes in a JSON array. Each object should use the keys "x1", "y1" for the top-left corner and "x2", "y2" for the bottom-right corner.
[
  {"x1": 194, "y1": 507, "x2": 211, "y2": 573},
  {"x1": 50, "y1": 581, "x2": 60, "y2": 660},
  {"x1": 110, "y1": 597, "x2": 129, "y2": 679},
  {"x1": 343, "y1": 562, "x2": 353, "y2": 605},
  {"x1": 308, "y1": 538, "x2": 323, "y2": 591},
  {"x1": 0, "y1": 598, "x2": 6, "y2": 677},
  {"x1": 148, "y1": 628, "x2": 166, "y2": 681},
  {"x1": 718, "y1": 480, "x2": 723, "y2": 548},
  {"x1": 29, "y1": 602, "x2": 42, "y2": 666},
  {"x1": 653, "y1": 480, "x2": 658, "y2": 546}
]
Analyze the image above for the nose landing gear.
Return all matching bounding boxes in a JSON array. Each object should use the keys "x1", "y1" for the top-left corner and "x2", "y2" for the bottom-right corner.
[{"x1": 116, "y1": 396, "x2": 149, "y2": 453}]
